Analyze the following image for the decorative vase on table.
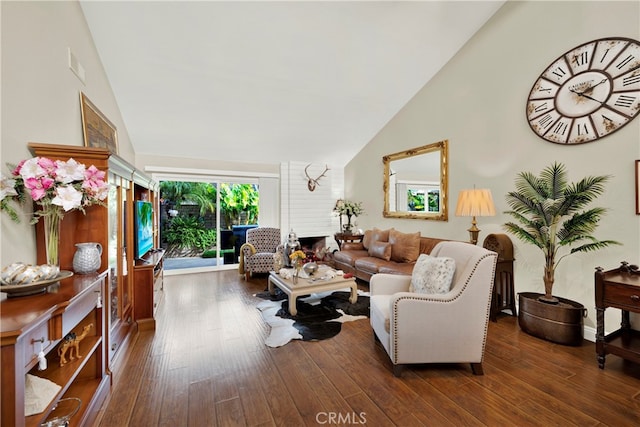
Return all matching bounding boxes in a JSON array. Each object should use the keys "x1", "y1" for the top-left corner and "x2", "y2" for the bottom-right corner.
[
  {"x1": 72, "y1": 242, "x2": 102, "y2": 274},
  {"x1": 43, "y1": 212, "x2": 61, "y2": 266},
  {"x1": 283, "y1": 230, "x2": 301, "y2": 268}
]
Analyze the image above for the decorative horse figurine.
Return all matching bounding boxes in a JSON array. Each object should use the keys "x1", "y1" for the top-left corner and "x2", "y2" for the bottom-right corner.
[{"x1": 58, "y1": 323, "x2": 93, "y2": 366}]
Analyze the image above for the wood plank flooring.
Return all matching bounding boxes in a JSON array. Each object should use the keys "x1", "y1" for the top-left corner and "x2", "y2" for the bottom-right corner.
[{"x1": 94, "y1": 270, "x2": 640, "y2": 426}]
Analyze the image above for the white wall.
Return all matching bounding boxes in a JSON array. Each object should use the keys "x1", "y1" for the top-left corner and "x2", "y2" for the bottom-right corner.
[
  {"x1": 346, "y1": 1, "x2": 640, "y2": 333},
  {"x1": 1, "y1": 1, "x2": 136, "y2": 265},
  {"x1": 280, "y1": 161, "x2": 342, "y2": 247}
]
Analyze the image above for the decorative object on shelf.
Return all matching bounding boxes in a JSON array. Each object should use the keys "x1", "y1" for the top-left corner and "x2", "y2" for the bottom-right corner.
[
  {"x1": 58, "y1": 323, "x2": 93, "y2": 366},
  {"x1": 0, "y1": 156, "x2": 109, "y2": 265},
  {"x1": 333, "y1": 199, "x2": 364, "y2": 234},
  {"x1": 0, "y1": 270, "x2": 73, "y2": 297},
  {"x1": 526, "y1": 37, "x2": 640, "y2": 145},
  {"x1": 283, "y1": 230, "x2": 301, "y2": 268},
  {"x1": 455, "y1": 188, "x2": 496, "y2": 245},
  {"x1": 503, "y1": 163, "x2": 620, "y2": 345},
  {"x1": 72, "y1": 242, "x2": 102, "y2": 274},
  {"x1": 304, "y1": 163, "x2": 330, "y2": 191},
  {"x1": 40, "y1": 397, "x2": 82, "y2": 427},
  {"x1": 24, "y1": 374, "x2": 62, "y2": 417},
  {"x1": 273, "y1": 251, "x2": 284, "y2": 271},
  {"x1": 289, "y1": 250, "x2": 306, "y2": 284},
  {"x1": 303, "y1": 261, "x2": 319, "y2": 277},
  {"x1": 1, "y1": 262, "x2": 59, "y2": 284},
  {"x1": 0, "y1": 262, "x2": 72, "y2": 297},
  {"x1": 80, "y1": 92, "x2": 118, "y2": 154}
]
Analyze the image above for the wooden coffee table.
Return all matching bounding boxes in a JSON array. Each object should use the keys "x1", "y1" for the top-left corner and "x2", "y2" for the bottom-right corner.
[{"x1": 268, "y1": 271, "x2": 358, "y2": 316}]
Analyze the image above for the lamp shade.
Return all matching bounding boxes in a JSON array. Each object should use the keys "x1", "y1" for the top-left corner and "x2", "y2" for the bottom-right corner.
[{"x1": 455, "y1": 189, "x2": 496, "y2": 217}]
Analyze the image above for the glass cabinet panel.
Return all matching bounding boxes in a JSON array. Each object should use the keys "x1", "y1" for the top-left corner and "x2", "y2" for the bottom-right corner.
[
  {"x1": 108, "y1": 173, "x2": 132, "y2": 332},
  {"x1": 108, "y1": 173, "x2": 120, "y2": 329}
]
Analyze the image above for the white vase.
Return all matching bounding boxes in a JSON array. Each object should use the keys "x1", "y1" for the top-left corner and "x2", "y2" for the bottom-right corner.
[{"x1": 73, "y1": 242, "x2": 103, "y2": 274}]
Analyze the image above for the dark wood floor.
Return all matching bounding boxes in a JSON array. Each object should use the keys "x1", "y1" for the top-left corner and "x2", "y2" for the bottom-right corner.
[{"x1": 95, "y1": 270, "x2": 640, "y2": 426}]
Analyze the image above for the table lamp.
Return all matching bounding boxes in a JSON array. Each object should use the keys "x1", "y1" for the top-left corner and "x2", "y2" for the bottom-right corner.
[{"x1": 455, "y1": 188, "x2": 496, "y2": 245}]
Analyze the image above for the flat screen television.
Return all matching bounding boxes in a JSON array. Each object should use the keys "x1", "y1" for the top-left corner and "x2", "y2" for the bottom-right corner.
[{"x1": 135, "y1": 200, "x2": 154, "y2": 259}]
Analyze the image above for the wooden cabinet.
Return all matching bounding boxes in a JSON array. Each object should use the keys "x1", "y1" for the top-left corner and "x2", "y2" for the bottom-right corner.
[
  {"x1": 595, "y1": 262, "x2": 640, "y2": 369},
  {"x1": 25, "y1": 143, "x2": 160, "y2": 400},
  {"x1": 133, "y1": 249, "x2": 165, "y2": 331},
  {"x1": 1, "y1": 273, "x2": 109, "y2": 427}
]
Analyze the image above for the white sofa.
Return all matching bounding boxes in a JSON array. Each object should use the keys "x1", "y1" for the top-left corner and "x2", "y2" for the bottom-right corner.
[{"x1": 370, "y1": 241, "x2": 498, "y2": 377}]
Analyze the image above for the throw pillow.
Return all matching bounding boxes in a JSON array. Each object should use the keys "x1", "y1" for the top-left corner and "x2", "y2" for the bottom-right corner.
[
  {"x1": 410, "y1": 254, "x2": 456, "y2": 294},
  {"x1": 371, "y1": 227, "x2": 391, "y2": 243},
  {"x1": 389, "y1": 229, "x2": 421, "y2": 263},
  {"x1": 361, "y1": 230, "x2": 373, "y2": 250},
  {"x1": 368, "y1": 241, "x2": 392, "y2": 261}
]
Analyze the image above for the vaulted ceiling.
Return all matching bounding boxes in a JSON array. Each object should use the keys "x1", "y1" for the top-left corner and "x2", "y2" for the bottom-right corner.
[{"x1": 80, "y1": 1, "x2": 504, "y2": 167}]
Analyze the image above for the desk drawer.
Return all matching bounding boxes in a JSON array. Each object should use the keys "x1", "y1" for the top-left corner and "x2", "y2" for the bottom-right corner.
[
  {"x1": 604, "y1": 282, "x2": 640, "y2": 311},
  {"x1": 23, "y1": 319, "x2": 53, "y2": 368}
]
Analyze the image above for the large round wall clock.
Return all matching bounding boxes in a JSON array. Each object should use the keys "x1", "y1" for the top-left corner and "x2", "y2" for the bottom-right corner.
[{"x1": 527, "y1": 37, "x2": 640, "y2": 144}]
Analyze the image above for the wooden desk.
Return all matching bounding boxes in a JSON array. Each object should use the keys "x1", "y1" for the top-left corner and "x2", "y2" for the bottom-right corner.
[
  {"x1": 595, "y1": 262, "x2": 640, "y2": 369},
  {"x1": 334, "y1": 232, "x2": 364, "y2": 250}
]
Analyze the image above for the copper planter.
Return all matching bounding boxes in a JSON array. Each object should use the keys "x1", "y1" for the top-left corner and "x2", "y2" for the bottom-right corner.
[{"x1": 518, "y1": 292, "x2": 586, "y2": 346}]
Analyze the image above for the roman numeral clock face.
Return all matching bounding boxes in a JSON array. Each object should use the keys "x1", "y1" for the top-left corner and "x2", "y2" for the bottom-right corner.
[{"x1": 527, "y1": 37, "x2": 640, "y2": 144}]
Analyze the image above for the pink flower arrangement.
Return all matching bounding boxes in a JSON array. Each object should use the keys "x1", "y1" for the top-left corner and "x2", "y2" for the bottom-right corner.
[{"x1": 0, "y1": 156, "x2": 109, "y2": 223}]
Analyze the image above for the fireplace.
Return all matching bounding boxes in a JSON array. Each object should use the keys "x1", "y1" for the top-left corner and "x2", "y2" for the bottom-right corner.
[{"x1": 298, "y1": 236, "x2": 328, "y2": 259}]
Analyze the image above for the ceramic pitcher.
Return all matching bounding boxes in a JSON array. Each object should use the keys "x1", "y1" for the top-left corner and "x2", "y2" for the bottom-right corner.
[{"x1": 72, "y1": 242, "x2": 102, "y2": 274}]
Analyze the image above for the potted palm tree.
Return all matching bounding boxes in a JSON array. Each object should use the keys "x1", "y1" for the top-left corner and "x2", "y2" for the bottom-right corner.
[{"x1": 504, "y1": 162, "x2": 620, "y2": 345}]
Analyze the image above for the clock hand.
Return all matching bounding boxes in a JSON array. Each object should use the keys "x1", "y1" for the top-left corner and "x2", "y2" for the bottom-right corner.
[
  {"x1": 568, "y1": 87, "x2": 604, "y2": 103},
  {"x1": 579, "y1": 93, "x2": 604, "y2": 104},
  {"x1": 582, "y1": 78, "x2": 608, "y2": 94}
]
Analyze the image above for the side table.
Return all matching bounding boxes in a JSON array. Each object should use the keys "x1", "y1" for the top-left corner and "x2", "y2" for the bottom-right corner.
[
  {"x1": 334, "y1": 232, "x2": 364, "y2": 250},
  {"x1": 595, "y1": 262, "x2": 640, "y2": 369}
]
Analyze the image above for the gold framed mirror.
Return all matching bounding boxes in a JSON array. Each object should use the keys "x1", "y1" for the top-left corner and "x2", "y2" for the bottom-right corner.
[{"x1": 383, "y1": 139, "x2": 448, "y2": 221}]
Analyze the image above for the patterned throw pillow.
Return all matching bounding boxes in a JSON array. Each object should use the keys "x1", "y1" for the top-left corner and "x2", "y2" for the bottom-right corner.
[{"x1": 410, "y1": 254, "x2": 456, "y2": 294}]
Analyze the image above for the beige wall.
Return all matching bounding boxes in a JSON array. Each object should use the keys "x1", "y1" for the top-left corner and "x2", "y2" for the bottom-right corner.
[
  {"x1": 346, "y1": 0, "x2": 640, "y2": 332},
  {"x1": 1, "y1": 1, "x2": 136, "y2": 265}
]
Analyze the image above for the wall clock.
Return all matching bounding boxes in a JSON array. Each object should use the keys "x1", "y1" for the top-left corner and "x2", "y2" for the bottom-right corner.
[{"x1": 527, "y1": 37, "x2": 640, "y2": 144}]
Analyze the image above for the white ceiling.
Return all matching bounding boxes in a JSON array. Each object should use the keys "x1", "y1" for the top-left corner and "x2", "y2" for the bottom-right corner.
[{"x1": 80, "y1": 1, "x2": 504, "y2": 167}]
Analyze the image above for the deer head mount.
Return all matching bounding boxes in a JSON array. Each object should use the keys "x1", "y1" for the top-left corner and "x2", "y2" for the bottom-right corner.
[{"x1": 305, "y1": 164, "x2": 329, "y2": 192}]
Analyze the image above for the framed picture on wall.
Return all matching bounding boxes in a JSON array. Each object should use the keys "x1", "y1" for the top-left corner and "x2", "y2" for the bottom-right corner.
[
  {"x1": 80, "y1": 92, "x2": 118, "y2": 154},
  {"x1": 636, "y1": 160, "x2": 640, "y2": 215}
]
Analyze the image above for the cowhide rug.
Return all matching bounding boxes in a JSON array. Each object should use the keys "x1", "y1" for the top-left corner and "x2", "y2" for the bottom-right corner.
[{"x1": 255, "y1": 288, "x2": 370, "y2": 347}]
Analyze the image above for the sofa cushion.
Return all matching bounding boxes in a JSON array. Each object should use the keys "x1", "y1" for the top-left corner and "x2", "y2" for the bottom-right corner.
[
  {"x1": 419, "y1": 237, "x2": 449, "y2": 255},
  {"x1": 333, "y1": 249, "x2": 368, "y2": 267},
  {"x1": 378, "y1": 262, "x2": 414, "y2": 276},
  {"x1": 362, "y1": 230, "x2": 373, "y2": 250},
  {"x1": 368, "y1": 241, "x2": 392, "y2": 261},
  {"x1": 389, "y1": 230, "x2": 421, "y2": 263},
  {"x1": 373, "y1": 228, "x2": 391, "y2": 243},
  {"x1": 354, "y1": 257, "x2": 389, "y2": 275},
  {"x1": 341, "y1": 242, "x2": 364, "y2": 251},
  {"x1": 410, "y1": 254, "x2": 456, "y2": 294}
]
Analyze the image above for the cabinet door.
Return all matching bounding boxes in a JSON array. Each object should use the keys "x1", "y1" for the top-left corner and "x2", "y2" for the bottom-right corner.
[{"x1": 107, "y1": 174, "x2": 133, "y2": 359}]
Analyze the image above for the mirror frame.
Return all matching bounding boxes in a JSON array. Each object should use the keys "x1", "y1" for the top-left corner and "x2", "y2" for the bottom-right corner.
[{"x1": 382, "y1": 139, "x2": 448, "y2": 221}]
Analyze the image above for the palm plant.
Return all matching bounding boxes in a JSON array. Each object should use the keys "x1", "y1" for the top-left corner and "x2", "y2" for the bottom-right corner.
[{"x1": 503, "y1": 162, "x2": 620, "y2": 304}]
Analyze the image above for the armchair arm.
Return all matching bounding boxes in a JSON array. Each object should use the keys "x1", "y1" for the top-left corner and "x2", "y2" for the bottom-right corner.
[
  {"x1": 370, "y1": 273, "x2": 411, "y2": 296},
  {"x1": 388, "y1": 289, "x2": 491, "y2": 364}
]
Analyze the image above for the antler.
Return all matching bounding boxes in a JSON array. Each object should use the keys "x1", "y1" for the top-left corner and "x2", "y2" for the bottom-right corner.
[{"x1": 305, "y1": 164, "x2": 330, "y2": 191}]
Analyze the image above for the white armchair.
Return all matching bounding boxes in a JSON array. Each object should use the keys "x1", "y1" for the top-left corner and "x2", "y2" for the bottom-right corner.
[{"x1": 370, "y1": 241, "x2": 498, "y2": 377}]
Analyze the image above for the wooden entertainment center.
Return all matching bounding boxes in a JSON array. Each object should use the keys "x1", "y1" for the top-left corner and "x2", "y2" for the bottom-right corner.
[{"x1": 1, "y1": 143, "x2": 162, "y2": 426}]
